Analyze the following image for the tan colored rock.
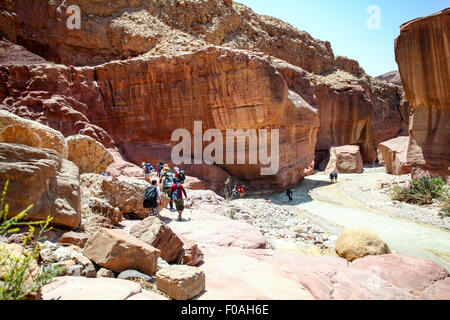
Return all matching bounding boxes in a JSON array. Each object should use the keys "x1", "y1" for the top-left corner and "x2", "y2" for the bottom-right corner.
[
  {"x1": 377, "y1": 136, "x2": 410, "y2": 175},
  {"x1": 67, "y1": 134, "x2": 114, "y2": 174},
  {"x1": 71, "y1": 252, "x2": 97, "y2": 278},
  {"x1": 130, "y1": 217, "x2": 184, "y2": 263},
  {"x1": 96, "y1": 268, "x2": 115, "y2": 278},
  {"x1": 179, "y1": 242, "x2": 204, "y2": 266},
  {"x1": 325, "y1": 145, "x2": 363, "y2": 174},
  {"x1": 81, "y1": 173, "x2": 150, "y2": 220},
  {"x1": 0, "y1": 125, "x2": 42, "y2": 148},
  {"x1": 0, "y1": 110, "x2": 68, "y2": 158},
  {"x1": 126, "y1": 289, "x2": 168, "y2": 300},
  {"x1": 0, "y1": 143, "x2": 81, "y2": 229},
  {"x1": 58, "y1": 231, "x2": 90, "y2": 248},
  {"x1": 83, "y1": 228, "x2": 160, "y2": 276},
  {"x1": 41, "y1": 276, "x2": 142, "y2": 300},
  {"x1": 395, "y1": 8, "x2": 450, "y2": 183},
  {"x1": 85, "y1": 198, "x2": 123, "y2": 227},
  {"x1": 0, "y1": 242, "x2": 40, "y2": 290},
  {"x1": 335, "y1": 227, "x2": 391, "y2": 262},
  {"x1": 156, "y1": 265, "x2": 205, "y2": 300}
]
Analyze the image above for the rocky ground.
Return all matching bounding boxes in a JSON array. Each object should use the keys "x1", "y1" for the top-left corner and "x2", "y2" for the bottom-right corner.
[
  {"x1": 225, "y1": 198, "x2": 340, "y2": 256},
  {"x1": 309, "y1": 166, "x2": 450, "y2": 230}
]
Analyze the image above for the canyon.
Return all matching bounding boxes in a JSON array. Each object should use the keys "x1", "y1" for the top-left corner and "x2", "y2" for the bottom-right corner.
[
  {"x1": 0, "y1": 0, "x2": 411, "y2": 190},
  {"x1": 0, "y1": 0, "x2": 449, "y2": 302}
]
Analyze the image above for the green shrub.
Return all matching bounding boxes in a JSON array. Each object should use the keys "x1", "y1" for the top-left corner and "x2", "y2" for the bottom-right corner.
[
  {"x1": 390, "y1": 177, "x2": 446, "y2": 205},
  {"x1": 440, "y1": 190, "x2": 450, "y2": 218},
  {"x1": 0, "y1": 180, "x2": 63, "y2": 300}
]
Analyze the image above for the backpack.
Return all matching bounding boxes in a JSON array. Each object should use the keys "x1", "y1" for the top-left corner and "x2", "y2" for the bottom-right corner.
[
  {"x1": 143, "y1": 186, "x2": 158, "y2": 208},
  {"x1": 163, "y1": 174, "x2": 174, "y2": 189},
  {"x1": 144, "y1": 164, "x2": 152, "y2": 174},
  {"x1": 171, "y1": 184, "x2": 181, "y2": 200},
  {"x1": 178, "y1": 170, "x2": 186, "y2": 182}
]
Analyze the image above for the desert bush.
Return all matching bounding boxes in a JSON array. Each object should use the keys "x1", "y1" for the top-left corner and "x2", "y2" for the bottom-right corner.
[
  {"x1": 390, "y1": 177, "x2": 446, "y2": 205},
  {"x1": 439, "y1": 190, "x2": 450, "y2": 218},
  {"x1": 0, "y1": 180, "x2": 63, "y2": 300}
]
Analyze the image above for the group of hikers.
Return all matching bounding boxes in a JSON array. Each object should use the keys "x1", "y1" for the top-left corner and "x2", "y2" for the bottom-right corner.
[
  {"x1": 141, "y1": 161, "x2": 188, "y2": 222},
  {"x1": 329, "y1": 170, "x2": 339, "y2": 183},
  {"x1": 141, "y1": 161, "x2": 340, "y2": 219}
]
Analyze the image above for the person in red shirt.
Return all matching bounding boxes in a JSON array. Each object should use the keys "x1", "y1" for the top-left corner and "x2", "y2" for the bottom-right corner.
[
  {"x1": 237, "y1": 185, "x2": 245, "y2": 198},
  {"x1": 170, "y1": 181, "x2": 188, "y2": 221}
]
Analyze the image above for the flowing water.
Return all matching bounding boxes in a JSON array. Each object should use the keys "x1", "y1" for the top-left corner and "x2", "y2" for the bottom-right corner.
[{"x1": 270, "y1": 174, "x2": 450, "y2": 271}]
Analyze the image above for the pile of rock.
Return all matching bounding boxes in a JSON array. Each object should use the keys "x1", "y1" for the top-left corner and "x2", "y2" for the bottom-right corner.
[
  {"x1": 228, "y1": 198, "x2": 339, "y2": 252},
  {"x1": 80, "y1": 173, "x2": 151, "y2": 223},
  {"x1": 38, "y1": 217, "x2": 206, "y2": 300}
]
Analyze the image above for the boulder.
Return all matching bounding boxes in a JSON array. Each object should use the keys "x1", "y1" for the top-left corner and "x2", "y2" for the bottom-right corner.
[
  {"x1": 335, "y1": 227, "x2": 391, "y2": 262},
  {"x1": 66, "y1": 135, "x2": 114, "y2": 174},
  {"x1": 118, "y1": 269, "x2": 153, "y2": 282},
  {"x1": 178, "y1": 242, "x2": 204, "y2": 266},
  {"x1": 96, "y1": 268, "x2": 115, "y2": 278},
  {"x1": 156, "y1": 265, "x2": 205, "y2": 300},
  {"x1": 41, "y1": 276, "x2": 142, "y2": 300},
  {"x1": 83, "y1": 228, "x2": 160, "y2": 276},
  {"x1": 58, "y1": 231, "x2": 90, "y2": 248},
  {"x1": 0, "y1": 143, "x2": 81, "y2": 229},
  {"x1": 0, "y1": 110, "x2": 68, "y2": 158},
  {"x1": 84, "y1": 198, "x2": 123, "y2": 226},
  {"x1": 377, "y1": 136, "x2": 410, "y2": 175},
  {"x1": 130, "y1": 217, "x2": 184, "y2": 263},
  {"x1": 80, "y1": 173, "x2": 150, "y2": 219},
  {"x1": 70, "y1": 252, "x2": 97, "y2": 278},
  {"x1": 325, "y1": 145, "x2": 363, "y2": 174},
  {"x1": 0, "y1": 125, "x2": 42, "y2": 148}
]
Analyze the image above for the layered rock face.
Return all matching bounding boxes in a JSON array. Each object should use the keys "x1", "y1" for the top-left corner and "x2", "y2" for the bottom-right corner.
[
  {"x1": 0, "y1": 44, "x2": 319, "y2": 191},
  {"x1": 395, "y1": 8, "x2": 450, "y2": 183}
]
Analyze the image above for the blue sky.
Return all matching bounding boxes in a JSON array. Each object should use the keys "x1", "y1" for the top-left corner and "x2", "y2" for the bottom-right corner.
[{"x1": 237, "y1": 0, "x2": 448, "y2": 76}]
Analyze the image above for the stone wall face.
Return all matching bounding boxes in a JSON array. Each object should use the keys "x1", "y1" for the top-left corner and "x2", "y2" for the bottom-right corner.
[
  {"x1": 395, "y1": 8, "x2": 450, "y2": 183},
  {"x1": 0, "y1": 46, "x2": 319, "y2": 191}
]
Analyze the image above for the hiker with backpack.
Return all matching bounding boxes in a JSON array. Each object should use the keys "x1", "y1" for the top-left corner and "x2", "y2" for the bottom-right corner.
[
  {"x1": 142, "y1": 162, "x2": 153, "y2": 178},
  {"x1": 170, "y1": 181, "x2": 188, "y2": 221},
  {"x1": 286, "y1": 189, "x2": 293, "y2": 202},
  {"x1": 156, "y1": 161, "x2": 164, "y2": 179},
  {"x1": 161, "y1": 171, "x2": 176, "y2": 210},
  {"x1": 174, "y1": 167, "x2": 186, "y2": 183},
  {"x1": 143, "y1": 178, "x2": 161, "y2": 217},
  {"x1": 333, "y1": 170, "x2": 339, "y2": 183}
]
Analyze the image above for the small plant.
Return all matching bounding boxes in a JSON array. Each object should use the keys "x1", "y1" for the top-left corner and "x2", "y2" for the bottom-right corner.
[
  {"x1": 229, "y1": 208, "x2": 237, "y2": 220},
  {"x1": 390, "y1": 177, "x2": 446, "y2": 205},
  {"x1": 439, "y1": 190, "x2": 450, "y2": 218},
  {"x1": 390, "y1": 177, "x2": 450, "y2": 219},
  {"x1": 0, "y1": 180, "x2": 63, "y2": 300},
  {"x1": 223, "y1": 176, "x2": 232, "y2": 202}
]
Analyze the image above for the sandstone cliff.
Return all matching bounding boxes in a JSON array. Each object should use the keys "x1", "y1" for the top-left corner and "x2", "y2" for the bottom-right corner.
[{"x1": 395, "y1": 8, "x2": 450, "y2": 183}]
